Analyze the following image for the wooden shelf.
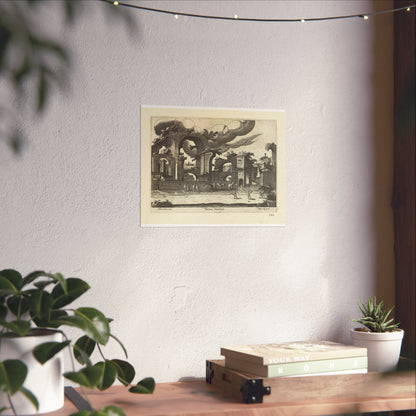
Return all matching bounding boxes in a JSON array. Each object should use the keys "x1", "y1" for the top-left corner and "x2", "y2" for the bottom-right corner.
[{"x1": 51, "y1": 367, "x2": 415, "y2": 416}]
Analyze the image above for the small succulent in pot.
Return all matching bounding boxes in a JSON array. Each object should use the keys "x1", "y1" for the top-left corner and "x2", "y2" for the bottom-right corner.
[
  {"x1": 351, "y1": 296, "x2": 404, "y2": 372},
  {"x1": 353, "y1": 296, "x2": 400, "y2": 332}
]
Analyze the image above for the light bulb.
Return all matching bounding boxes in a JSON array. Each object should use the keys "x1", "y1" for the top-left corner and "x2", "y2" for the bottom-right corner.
[
  {"x1": 234, "y1": 14, "x2": 238, "y2": 19},
  {"x1": 113, "y1": 1, "x2": 119, "y2": 5},
  {"x1": 174, "y1": 14, "x2": 179, "y2": 19}
]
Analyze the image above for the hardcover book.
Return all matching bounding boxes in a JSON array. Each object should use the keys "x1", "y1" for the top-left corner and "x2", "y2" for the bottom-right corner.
[
  {"x1": 220, "y1": 341, "x2": 367, "y2": 366},
  {"x1": 224, "y1": 355, "x2": 368, "y2": 377}
]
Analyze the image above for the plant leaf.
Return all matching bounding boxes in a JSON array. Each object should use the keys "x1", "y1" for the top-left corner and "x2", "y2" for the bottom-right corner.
[
  {"x1": 47, "y1": 309, "x2": 69, "y2": 328},
  {"x1": 52, "y1": 315, "x2": 89, "y2": 333},
  {"x1": 94, "y1": 361, "x2": 117, "y2": 391},
  {"x1": 29, "y1": 290, "x2": 53, "y2": 326},
  {"x1": 33, "y1": 340, "x2": 70, "y2": 364},
  {"x1": 23, "y1": 271, "x2": 68, "y2": 294},
  {"x1": 128, "y1": 377, "x2": 155, "y2": 394},
  {"x1": 74, "y1": 308, "x2": 110, "y2": 345},
  {"x1": 0, "y1": 276, "x2": 19, "y2": 296},
  {"x1": 37, "y1": 66, "x2": 48, "y2": 113},
  {"x1": 7, "y1": 295, "x2": 30, "y2": 318},
  {"x1": 110, "y1": 359, "x2": 135, "y2": 386},
  {"x1": 54, "y1": 310, "x2": 109, "y2": 345},
  {"x1": 0, "y1": 319, "x2": 31, "y2": 336},
  {"x1": 0, "y1": 303, "x2": 7, "y2": 321},
  {"x1": 64, "y1": 366, "x2": 102, "y2": 389},
  {"x1": 98, "y1": 406, "x2": 127, "y2": 416},
  {"x1": 22, "y1": 270, "x2": 50, "y2": 287},
  {"x1": 68, "y1": 412, "x2": 91, "y2": 416},
  {"x1": 51, "y1": 278, "x2": 90, "y2": 309},
  {"x1": 68, "y1": 406, "x2": 127, "y2": 416},
  {"x1": 74, "y1": 335, "x2": 96, "y2": 365},
  {"x1": 0, "y1": 270, "x2": 22, "y2": 291},
  {"x1": 19, "y1": 386, "x2": 39, "y2": 411},
  {"x1": 12, "y1": 56, "x2": 33, "y2": 86},
  {"x1": 0, "y1": 359, "x2": 27, "y2": 395}
]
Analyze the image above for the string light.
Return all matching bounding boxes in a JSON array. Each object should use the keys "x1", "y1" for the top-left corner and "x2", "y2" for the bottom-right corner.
[{"x1": 99, "y1": 0, "x2": 415, "y2": 23}]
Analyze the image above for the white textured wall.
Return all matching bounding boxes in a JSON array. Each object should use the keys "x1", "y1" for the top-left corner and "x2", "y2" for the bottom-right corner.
[{"x1": 0, "y1": 1, "x2": 394, "y2": 382}]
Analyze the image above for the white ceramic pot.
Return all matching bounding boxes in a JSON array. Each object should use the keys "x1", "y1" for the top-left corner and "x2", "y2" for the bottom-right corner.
[
  {"x1": 351, "y1": 328, "x2": 404, "y2": 372},
  {"x1": 0, "y1": 329, "x2": 64, "y2": 415}
]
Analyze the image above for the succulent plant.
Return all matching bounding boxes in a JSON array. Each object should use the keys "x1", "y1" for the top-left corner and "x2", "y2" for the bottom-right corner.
[{"x1": 353, "y1": 296, "x2": 400, "y2": 333}]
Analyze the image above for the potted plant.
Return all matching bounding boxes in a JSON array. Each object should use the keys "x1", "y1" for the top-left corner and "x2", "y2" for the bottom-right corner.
[
  {"x1": 0, "y1": 269, "x2": 155, "y2": 416},
  {"x1": 351, "y1": 296, "x2": 404, "y2": 372}
]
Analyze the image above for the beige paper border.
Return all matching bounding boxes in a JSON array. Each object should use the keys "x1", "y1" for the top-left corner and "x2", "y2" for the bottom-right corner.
[{"x1": 141, "y1": 106, "x2": 286, "y2": 226}]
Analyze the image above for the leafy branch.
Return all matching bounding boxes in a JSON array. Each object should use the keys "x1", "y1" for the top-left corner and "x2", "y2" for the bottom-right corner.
[
  {"x1": 0, "y1": 269, "x2": 154, "y2": 416},
  {"x1": 0, "y1": 0, "x2": 135, "y2": 155}
]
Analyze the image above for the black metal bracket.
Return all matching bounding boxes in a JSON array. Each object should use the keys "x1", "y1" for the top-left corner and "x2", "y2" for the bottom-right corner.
[
  {"x1": 240, "y1": 378, "x2": 271, "y2": 403},
  {"x1": 206, "y1": 360, "x2": 214, "y2": 383},
  {"x1": 64, "y1": 386, "x2": 93, "y2": 411}
]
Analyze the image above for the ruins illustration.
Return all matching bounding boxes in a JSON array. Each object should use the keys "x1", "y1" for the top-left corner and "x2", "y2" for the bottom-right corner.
[{"x1": 150, "y1": 118, "x2": 278, "y2": 209}]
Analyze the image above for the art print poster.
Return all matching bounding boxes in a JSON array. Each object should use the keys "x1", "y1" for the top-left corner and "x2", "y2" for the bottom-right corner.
[{"x1": 141, "y1": 106, "x2": 285, "y2": 226}]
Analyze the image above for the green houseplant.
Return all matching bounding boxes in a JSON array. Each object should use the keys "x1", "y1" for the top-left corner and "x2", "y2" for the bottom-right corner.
[
  {"x1": 0, "y1": 269, "x2": 155, "y2": 416},
  {"x1": 351, "y1": 296, "x2": 404, "y2": 372}
]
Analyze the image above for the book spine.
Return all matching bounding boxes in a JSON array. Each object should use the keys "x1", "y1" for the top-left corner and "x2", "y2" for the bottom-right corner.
[
  {"x1": 267, "y1": 356, "x2": 368, "y2": 377},
  {"x1": 221, "y1": 346, "x2": 368, "y2": 365},
  {"x1": 285, "y1": 368, "x2": 368, "y2": 377},
  {"x1": 225, "y1": 356, "x2": 368, "y2": 377}
]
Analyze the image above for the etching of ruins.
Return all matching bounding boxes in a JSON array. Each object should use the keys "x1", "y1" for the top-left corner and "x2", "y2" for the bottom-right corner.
[{"x1": 150, "y1": 117, "x2": 278, "y2": 210}]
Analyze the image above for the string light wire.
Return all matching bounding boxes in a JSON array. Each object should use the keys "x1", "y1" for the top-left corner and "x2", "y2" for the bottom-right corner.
[{"x1": 101, "y1": 0, "x2": 415, "y2": 23}]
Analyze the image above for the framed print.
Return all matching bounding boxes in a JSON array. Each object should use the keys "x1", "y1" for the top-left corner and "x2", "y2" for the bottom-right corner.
[{"x1": 140, "y1": 106, "x2": 285, "y2": 226}]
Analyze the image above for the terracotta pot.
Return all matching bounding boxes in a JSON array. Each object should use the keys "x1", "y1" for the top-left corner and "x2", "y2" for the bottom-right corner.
[
  {"x1": 350, "y1": 328, "x2": 404, "y2": 372},
  {"x1": 0, "y1": 329, "x2": 64, "y2": 415}
]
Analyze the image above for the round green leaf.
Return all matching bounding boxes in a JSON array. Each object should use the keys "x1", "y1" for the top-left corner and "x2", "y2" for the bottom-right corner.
[
  {"x1": 97, "y1": 406, "x2": 127, "y2": 416},
  {"x1": 70, "y1": 406, "x2": 127, "y2": 416},
  {"x1": 94, "y1": 361, "x2": 117, "y2": 391},
  {"x1": 74, "y1": 335, "x2": 96, "y2": 365},
  {"x1": 74, "y1": 308, "x2": 110, "y2": 345},
  {"x1": 29, "y1": 290, "x2": 53, "y2": 319},
  {"x1": 51, "y1": 278, "x2": 90, "y2": 309},
  {"x1": 22, "y1": 270, "x2": 47, "y2": 287},
  {"x1": 64, "y1": 366, "x2": 102, "y2": 389},
  {"x1": 7, "y1": 295, "x2": 30, "y2": 318},
  {"x1": 47, "y1": 309, "x2": 69, "y2": 328},
  {"x1": 0, "y1": 270, "x2": 22, "y2": 291},
  {"x1": 128, "y1": 377, "x2": 155, "y2": 394},
  {"x1": 0, "y1": 359, "x2": 27, "y2": 395},
  {"x1": 0, "y1": 276, "x2": 19, "y2": 296},
  {"x1": 110, "y1": 359, "x2": 135, "y2": 386},
  {"x1": 0, "y1": 319, "x2": 31, "y2": 336},
  {"x1": 20, "y1": 386, "x2": 39, "y2": 411},
  {"x1": 33, "y1": 340, "x2": 71, "y2": 364}
]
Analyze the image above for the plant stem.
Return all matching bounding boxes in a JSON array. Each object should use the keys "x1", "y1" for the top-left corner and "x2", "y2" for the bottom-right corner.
[
  {"x1": 61, "y1": 332, "x2": 94, "y2": 411},
  {"x1": 7, "y1": 393, "x2": 17, "y2": 416},
  {"x1": 97, "y1": 343, "x2": 106, "y2": 361}
]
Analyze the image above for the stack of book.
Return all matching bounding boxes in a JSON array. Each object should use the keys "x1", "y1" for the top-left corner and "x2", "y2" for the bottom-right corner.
[{"x1": 220, "y1": 340, "x2": 368, "y2": 378}]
